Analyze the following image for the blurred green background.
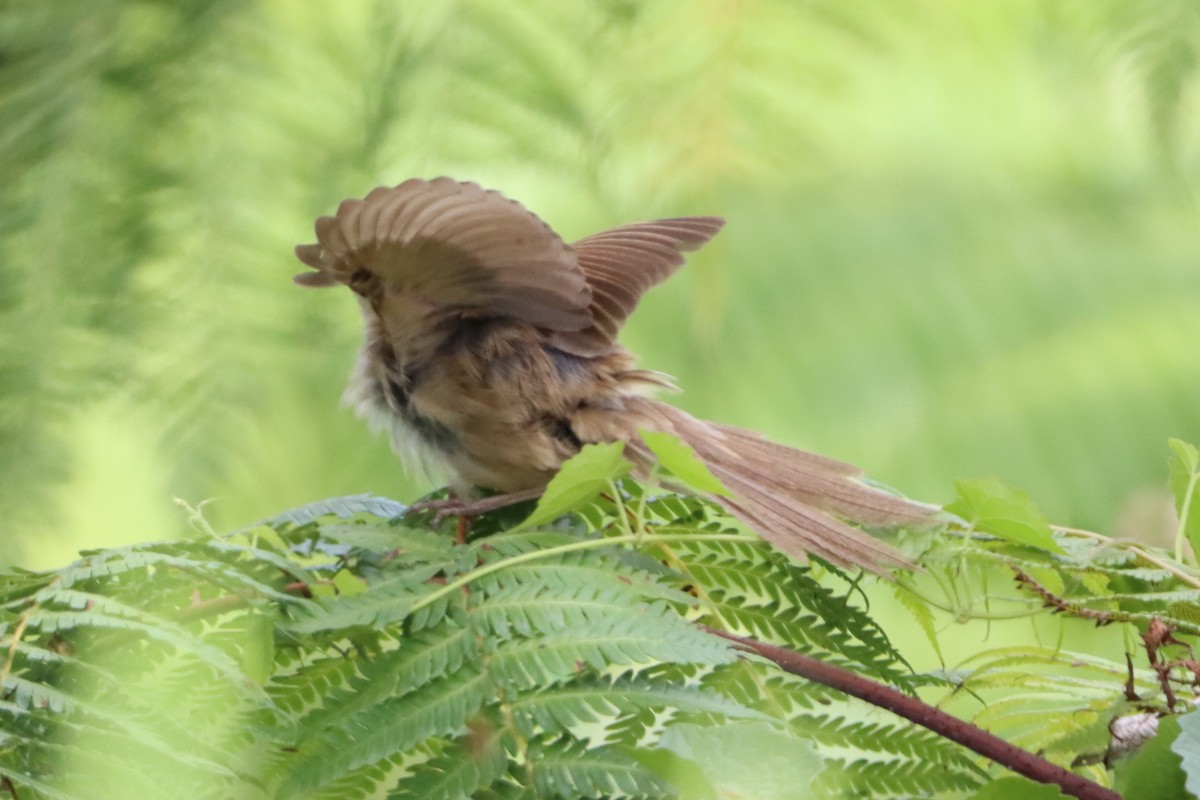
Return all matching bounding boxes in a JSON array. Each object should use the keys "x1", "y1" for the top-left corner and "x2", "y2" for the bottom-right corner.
[{"x1": 3, "y1": 0, "x2": 1199, "y2": 570}]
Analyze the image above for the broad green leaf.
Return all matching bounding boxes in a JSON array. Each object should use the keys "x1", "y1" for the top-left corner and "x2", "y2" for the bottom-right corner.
[
  {"x1": 639, "y1": 430, "x2": 730, "y2": 496},
  {"x1": 238, "y1": 612, "x2": 275, "y2": 686},
  {"x1": 658, "y1": 721, "x2": 824, "y2": 800},
  {"x1": 1115, "y1": 715, "x2": 1189, "y2": 800},
  {"x1": 1079, "y1": 571, "x2": 1111, "y2": 597},
  {"x1": 946, "y1": 477, "x2": 1065, "y2": 553},
  {"x1": 965, "y1": 776, "x2": 1066, "y2": 799},
  {"x1": 518, "y1": 442, "x2": 631, "y2": 529},
  {"x1": 630, "y1": 746, "x2": 719, "y2": 800},
  {"x1": 1171, "y1": 710, "x2": 1200, "y2": 800},
  {"x1": 530, "y1": 738, "x2": 675, "y2": 798},
  {"x1": 332, "y1": 568, "x2": 368, "y2": 597},
  {"x1": 1167, "y1": 439, "x2": 1200, "y2": 563}
]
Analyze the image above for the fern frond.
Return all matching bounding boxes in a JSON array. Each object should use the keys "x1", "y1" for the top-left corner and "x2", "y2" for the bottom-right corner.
[
  {"x1": 471, "y1": 550, "x2": 687, "y2": 605},
  {"x1": 30, "y1": 590, "x2": 252, "y2": 685},
  {"x1": 281, "y1": 567, "x2": 451, "y2": 634},
  {"x1": 320, "y1": 522, "x2": 460, "y2": 565},
  {"x1": 700, "y1": 661, "x2": 840, "y2": 717},
  {"x1": 284, "y1": 665, "x2": 494, "y2": 793},
  {"x1": 297, "y1": 624, "x2": 479, "y2": 737},
  {"x1": 0, "y1": 758, "x2": 71, "y2": 800},
  {"x1": 2, "y1": 674, "x2": 74, "y2": 714},
  {"x1": 814, "y1": 756, "x2": 982, "y2": 798},
  {"x1": 527, "y1": 735, "x2": 676, "y2": 800},
  {"x1": 56, "y1": 542, "x2": 300, "y2": 603},
  {"x1": 388, "y1": 723, "x2": 509, "y2": 800},
  {"x1": 487, "y1": 608, "x2": 734, "y2": 689},
  {"x1": 261, "y1": 494, "x2": 407, "y2": 526},
  {"x1": 793, "y1": 714, "x2": 987, "y2": 774},
  {"x1": 509, "y1": 674, "x2": 767, "y2": 737},
  {"x1": 310, "y1": 750, "x2": 410, "y2": 800},
  {"x1": 667, "y1": 539, "x2": 909, "y2": 684}
]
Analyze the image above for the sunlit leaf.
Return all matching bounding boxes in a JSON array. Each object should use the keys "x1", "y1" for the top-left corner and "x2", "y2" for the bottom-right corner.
[
  {"x1": 518, "y1": 442, "x2": 631, "y2": 529},
  {"x1": 639, "y1": 429, "x2": 730, "y2": 496},
  {"x1": 658, "y1": 721, "x2": 825, "y2": 800},
  {"x1": 965, "y1": 776, "x2": 1066, "y2": 799},
  {"x1": 1167, "y1": 438, "x2": 1200, "y2": 563},
  {"x1": 946, "y1": 477, "x2": 1065, "y2": 553}
]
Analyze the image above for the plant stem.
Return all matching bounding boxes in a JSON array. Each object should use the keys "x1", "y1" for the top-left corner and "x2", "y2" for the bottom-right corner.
[
  {"x1": 0, "y1": 610, "x2": 32, "y2": 689},
  {"x1": 409, "y1": 532, "x2": 757, "y2": 614},
  {"x1": 1052, "y1": 525, "x2": 1200, "y2": 589},
  {"x1": 1172, "y1": 468, "x2": 1199, "y2": 563},
  {"x1": 707, "y1": 627, "x2": 1122, "y2": 800}
]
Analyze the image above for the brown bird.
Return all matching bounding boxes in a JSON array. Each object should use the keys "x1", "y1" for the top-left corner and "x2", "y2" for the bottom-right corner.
[{"x1": 295, "y1": 178, "x2": 935, "y2": 573}]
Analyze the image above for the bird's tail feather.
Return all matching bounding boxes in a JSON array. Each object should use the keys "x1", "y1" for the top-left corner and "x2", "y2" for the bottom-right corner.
[{"x1": 625, "y1": 399, "x2": 935, "y2": 574}]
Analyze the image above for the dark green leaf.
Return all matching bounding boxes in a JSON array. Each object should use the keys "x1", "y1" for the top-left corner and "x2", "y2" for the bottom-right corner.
[
  {"x1": 1171, "y1": 709, "x2": 1200, "y2": 800},
  {"x1": 518, "y1": 442, "x2": 632, "y2": 529},
  {"x1": 1115, "y1": 715, "x2": 1189, "y2": 800}
]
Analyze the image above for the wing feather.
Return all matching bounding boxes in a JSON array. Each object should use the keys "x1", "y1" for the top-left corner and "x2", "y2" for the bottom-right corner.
[
  {"x1": 550, "y1": 216, "x2": 724, "y2": 356},
  {"x1": 294, "y1": 178, "x2": 593, "y2": 332},
  {"x1": 294, "y1": 181, "x2": 722, "y2": 345}
]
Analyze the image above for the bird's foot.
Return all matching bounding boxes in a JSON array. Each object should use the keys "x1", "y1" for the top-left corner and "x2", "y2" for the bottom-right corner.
[{"x1": 407, "y1": 488, "x2": 545, "y2": 529}]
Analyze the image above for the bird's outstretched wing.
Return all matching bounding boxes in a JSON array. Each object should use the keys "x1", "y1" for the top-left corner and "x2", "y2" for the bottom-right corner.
[
  {"x1": 294, "y1": 178, "x2": 724, "y2": 349},
  {"x1": 293, "y1": 177, "x2": 593, "y2": 331},
  {"x1": 550, "y1": 217, "x2": 725, "y2": 356}
]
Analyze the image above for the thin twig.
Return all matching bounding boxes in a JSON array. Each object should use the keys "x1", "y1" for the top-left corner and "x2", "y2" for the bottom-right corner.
[
  {"x1": 705, "y1": 626, "x2": 1121, "y2": 800},
  {"x1": 1051, "y1": 524, "x2": 1200, "y2": 589},
  {"x1": 0, "y1": 612, "x2": 31, "y2": 689}
]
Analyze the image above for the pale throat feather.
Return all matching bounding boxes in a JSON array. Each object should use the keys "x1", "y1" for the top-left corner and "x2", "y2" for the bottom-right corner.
[{"x1": 342, "y1": 295, "x2": 460, "y2": 490}]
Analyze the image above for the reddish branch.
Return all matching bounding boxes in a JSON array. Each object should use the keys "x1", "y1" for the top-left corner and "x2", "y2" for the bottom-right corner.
[
  {"x1": 1013, "y1": 568, "x2": 1115, "y2": 625},
  {"x1": 705, "y1": 627, "x2": 1121, "y2": 800}
]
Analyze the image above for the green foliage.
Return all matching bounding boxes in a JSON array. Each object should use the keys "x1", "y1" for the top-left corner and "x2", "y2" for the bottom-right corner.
[
  {"x1": 3, "y1": 439, "x2": 1199, "y2": 797},
  {"x1": 1174, "y1": 710, "x2": 1200, "y2": 799},
  {"x1": 966, "y1": 777, "x2": 1067, "y2": 800},
  {"x1": 1168, "y1": 439, "x2": 1200, "y2": 564},
  {"x1": 946, "y1": 477, "x2": 1064, "y2": 554},
  {"x1": 1114, "y1": 716, "x2": 1189, "y2": 800},
  {"x1": 516, "y1": 442, "x2": 631, "y2": 529},
  {"x1": 637, "y1": 430, "x2": 730, "y2": 496},
  {"x1": 5, "y1": 0, "x2": 1200, "y2": 570},
  {"x1": 0, "y1": 442, "x2": 958, "y2": 798}
]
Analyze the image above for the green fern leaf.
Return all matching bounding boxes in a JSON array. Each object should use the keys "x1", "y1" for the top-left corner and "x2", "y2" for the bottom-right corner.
[
  {"x1": 517, "y1": 442, "x2": 631, "y2": 530},
  {"x1": 487, "y1": 609, "x2": 734, "y2": 689},
  {"x1": 262, "y1": 494, "x2": 407, "y2": 526},
  {"x1": 529, "y1": 736, "x2": 676, "y2": 799},
  {"x1": 281, "y1": 567, "x2": 450, "y2": 633},
  {"x1": 31, "y1": 590, "x2": 252, "y2": 684},
  {"x1": 284, "y1": 665, "x2": 494, "y2": 793},
  {"x1": 815, "y1": 757, "x2": 983, "y2": 797},
  {"x1": 297, "y1": 624, "x2": 479, "y2": 737},
  {"x1": 388, "y1": 723, "x2": 508, "y2": 800},
  {"x1": 509, "y1": 674, "x2": 768, "y2": 735}
]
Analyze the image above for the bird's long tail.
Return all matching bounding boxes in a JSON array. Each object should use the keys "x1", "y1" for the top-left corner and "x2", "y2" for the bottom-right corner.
[{"x1": 622, "y1": 398, "x2": 936, "y2": 574}]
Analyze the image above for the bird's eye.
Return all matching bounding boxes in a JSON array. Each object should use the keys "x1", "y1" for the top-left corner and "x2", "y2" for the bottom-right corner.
[{"x1": 348, "y1": 268, "x2": 381, "y2": 296}]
